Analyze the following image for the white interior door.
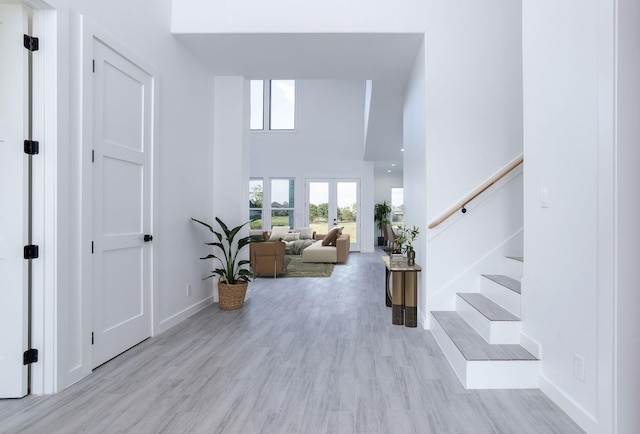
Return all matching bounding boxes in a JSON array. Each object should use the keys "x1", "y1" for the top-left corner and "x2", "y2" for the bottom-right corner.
[
  {"x1": 0, "y1": 4, "x2": 29, "y2": 398},
  {"x1": 92, "y1": 39, "x2": 152, "y2": 368},
  {"x1": 307, "y1": 179, "x2": 360, "y2": 251}
]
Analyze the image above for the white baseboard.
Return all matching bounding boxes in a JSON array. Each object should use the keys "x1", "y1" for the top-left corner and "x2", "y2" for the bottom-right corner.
[
  {"x1": 155, "y1": 297, "x2": 213, "y2": 335},
  {"x1": 539, "y1": 375, "x2": 598, "y2": 433}
]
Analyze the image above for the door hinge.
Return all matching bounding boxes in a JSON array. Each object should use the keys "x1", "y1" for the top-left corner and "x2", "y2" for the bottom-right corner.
[
  {"x1": 91, "y1": 241, "x2": 94, "y2": 254},
  {"x1": 91, "y1": 332, "x2": 94, "y2": 345},
  {"x1": 92, "y1": 149, "x2": 95, "y2": 163},
  {"x1": 23, "y1": 34, "x2": 39, "y2": 52},
  {"x1": 23, "y1": 349, "x2": 38, "y2": 365},
  {"x1": 92, "y1": 59, "x2": 95, "y2": 73},
  {"x1": 24, "y1": 139, "x2": 39, "y2": 155},
  {"x1": 24, "y1": 245, "x2": 39, "y2": 259}
]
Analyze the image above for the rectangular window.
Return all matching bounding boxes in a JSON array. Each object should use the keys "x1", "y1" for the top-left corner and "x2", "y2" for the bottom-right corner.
[
  {"x1": 270, "y1": 178, "x2": 295, "y2": 228},
  {"x1": 249, "y1": 179, "x2": 264, "y2": 229},
  {"x1": 269, "y1": 80, "x2": 296, "y2": 130},
  {"x1": 391, "y1": 187, "x2": 404, "y2": 226},
  {"x1": 250, "y1": 80, "x2": 264, "y2": 130}
]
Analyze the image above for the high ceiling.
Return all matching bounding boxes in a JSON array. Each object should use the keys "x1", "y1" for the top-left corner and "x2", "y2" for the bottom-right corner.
[{"x1": 174, "y1": 32, "x2": 424, "y2": 175}]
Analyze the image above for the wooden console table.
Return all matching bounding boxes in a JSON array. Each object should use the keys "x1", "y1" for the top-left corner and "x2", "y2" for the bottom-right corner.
[{"x1": 383, "y1": 256, "x2": 421, "y2": 327}]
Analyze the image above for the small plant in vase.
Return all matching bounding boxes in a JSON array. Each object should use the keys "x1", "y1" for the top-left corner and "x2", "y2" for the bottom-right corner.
[
  {"x1": 191, "y1": 217, "x2": 254, "y2": 310},
  {"x1": 395, "y1": 225, "x2": 420, "y2": 266}
]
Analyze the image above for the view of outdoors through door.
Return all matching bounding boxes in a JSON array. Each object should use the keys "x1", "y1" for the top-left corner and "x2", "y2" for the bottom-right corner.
[{"x1": 307, "y1": 180, "x2": 359, "y2": 251}]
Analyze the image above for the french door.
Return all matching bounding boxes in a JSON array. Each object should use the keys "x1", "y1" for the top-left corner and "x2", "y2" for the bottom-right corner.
[{"x1": 306, "y1": 179, "x2": 360, "y2": 251}]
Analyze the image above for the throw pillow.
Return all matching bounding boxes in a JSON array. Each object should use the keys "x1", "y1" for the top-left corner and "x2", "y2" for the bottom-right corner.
[
  {"x1": 269, "y1": 226, "x2": 290, "y2": 241},
  {"x1": 321, "y1": 226, "x2": 342, "y2": 246},
  {"x1": 283, "y1": 232, "x2": 299, "y2": 242},
  {"x1": 296, "y1": 227, "x2": 314, "y2": 240}
]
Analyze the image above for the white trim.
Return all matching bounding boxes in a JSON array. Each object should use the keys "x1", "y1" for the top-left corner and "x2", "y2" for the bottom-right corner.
[
  {"x1": 519, "y1": 331, "x2": 541, "y2": 360},
  {"x1": 156, "y1": 297, "x2": 213, "y2": 335},
  {"x1": 29, "y1": 4, "x2": 59, "y2": 396},
  {"x1": 539, "y1": 375, "x2": 599, "y2": 433}
]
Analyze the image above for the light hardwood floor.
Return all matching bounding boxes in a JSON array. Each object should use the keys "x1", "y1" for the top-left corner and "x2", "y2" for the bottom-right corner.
[{"x1": 0, "y1": 250, "x2": 584, "y2": 433}]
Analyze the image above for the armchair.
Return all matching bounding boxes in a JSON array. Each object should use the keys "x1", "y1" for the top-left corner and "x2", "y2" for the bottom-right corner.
[{"x1": 250, "y1": 241, "x2": 292, "y2": 278}]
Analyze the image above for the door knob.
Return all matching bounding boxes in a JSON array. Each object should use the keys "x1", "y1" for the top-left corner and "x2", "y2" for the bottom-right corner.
[{"x1": 144, "y1": 234, "x2": 153, "y2": 242}]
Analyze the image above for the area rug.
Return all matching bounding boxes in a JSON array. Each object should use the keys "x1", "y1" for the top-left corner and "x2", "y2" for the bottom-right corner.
[{"x1": 282, "y1": 256, "x2": 335, "y2": 278}]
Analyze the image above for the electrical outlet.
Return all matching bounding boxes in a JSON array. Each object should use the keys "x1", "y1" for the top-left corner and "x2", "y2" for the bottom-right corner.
[
  {"x1": 573, "y1": 354, "x2": 585, "y2": 382},
  {"x1": 186, "y1": 283, "x2": 192, "y2": 296}
]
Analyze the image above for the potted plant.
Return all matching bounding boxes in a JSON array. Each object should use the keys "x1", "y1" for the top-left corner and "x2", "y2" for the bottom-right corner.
[
  {"x1": 395, "y1": 225, "x2": 420, "y2": 265},
  {"x1": 374, "y1": 200, "x2": 392, "y2": 246},
  {"x1": 191, "y1": 217, "x2": 254, "y2": 310}
]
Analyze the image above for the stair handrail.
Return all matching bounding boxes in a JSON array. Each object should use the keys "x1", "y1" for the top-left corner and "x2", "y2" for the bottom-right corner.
[{"x1": 427, "y1": 154, "x2": 524, "y2": 230}]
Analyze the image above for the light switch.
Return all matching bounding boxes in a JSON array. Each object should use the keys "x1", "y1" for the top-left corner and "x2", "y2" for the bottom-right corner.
[{"x1": 540, "y1": 187, "x2": 549, "y2": 208}]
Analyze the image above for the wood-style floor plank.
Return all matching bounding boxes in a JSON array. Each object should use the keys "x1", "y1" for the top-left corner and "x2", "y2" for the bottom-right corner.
[{"x1": 0, "y1": 250, "x2": 583, "y2": 434}]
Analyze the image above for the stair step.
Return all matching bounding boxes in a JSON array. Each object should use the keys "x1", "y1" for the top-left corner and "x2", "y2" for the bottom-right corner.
[
  {"x1": 482, "y1": 274, "x2": 521, "y2": 294},
  {"x1": 506, "y1": 256, "x2": 524, "y2": 262},
  {"x1": 457, "y1": 293, "x2": 520, "y2": 322},
  {"x1": 430, "y1": 311, "x2": 540, "y2": 389},
  {"x1": 431, "y1": 311, "x2": 535, "y2": 361}
]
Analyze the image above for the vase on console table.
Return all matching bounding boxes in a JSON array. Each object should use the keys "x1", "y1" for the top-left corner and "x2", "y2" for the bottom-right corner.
[{"x1": 407, "y1": 249, "x2": 416, "y2": 266}]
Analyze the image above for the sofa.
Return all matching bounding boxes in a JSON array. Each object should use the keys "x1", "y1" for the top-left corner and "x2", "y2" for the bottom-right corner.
[{"x1": 301, "y1": 232, "x2": 350, "y2": 263}]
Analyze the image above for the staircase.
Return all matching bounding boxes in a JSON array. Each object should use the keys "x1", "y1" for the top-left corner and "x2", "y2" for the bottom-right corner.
[{"x1": 430, "y1": 256, "x2": 540, "y2": 389}]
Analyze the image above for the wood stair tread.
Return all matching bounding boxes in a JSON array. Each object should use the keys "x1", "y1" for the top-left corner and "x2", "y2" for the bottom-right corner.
[
  {"x1": 457, "y1": 293, "x2": 520, "y2": 321},
  {"x1": 482, "y1": 274, "x2": 521, "y2": 294},
  {"x1": 431, "y1": 311, "x2": 537, "y2": 361}
]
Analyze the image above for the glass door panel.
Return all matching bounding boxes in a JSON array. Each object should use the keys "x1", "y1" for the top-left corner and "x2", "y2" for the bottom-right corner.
[
  {"x1": 308, "y1": 181, "x2": 329, "y2": 234},
  {"x1": 336, "y1": 181, "x2": 358, "y2": 249},
  {"x1": 307, "y1": 179, "x2": 360, "y2": 251}
]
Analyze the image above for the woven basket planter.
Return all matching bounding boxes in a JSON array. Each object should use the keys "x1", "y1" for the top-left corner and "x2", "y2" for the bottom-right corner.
[{"x1": 217, "y1": 281, "x2": 248, "y2": 310}]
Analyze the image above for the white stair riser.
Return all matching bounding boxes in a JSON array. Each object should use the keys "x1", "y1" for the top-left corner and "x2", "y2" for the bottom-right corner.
[
  {"x1": 456, "y1": 296, "x2": 521, "y2": 344},
  {"x1": 480, "y1": 278, "x2": 521, "y2": 317},
  {"x1": 431, "y1": 313, "x2": 540, "y2": 389},
  {"x1": 503, "y1": 258, "x2": 524, "y2": 280},
  {"x1": 431, "y1": 314, "x2": 467, "y2": 385}
]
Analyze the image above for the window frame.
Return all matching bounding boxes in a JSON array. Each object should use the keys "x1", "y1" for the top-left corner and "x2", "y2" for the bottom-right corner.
[
  {"x1": 250, "y1": 79, "x2": 297, "y2": 132},
  {"x1": 269, "y1": 178, "x2": 295, "y2": 228}
]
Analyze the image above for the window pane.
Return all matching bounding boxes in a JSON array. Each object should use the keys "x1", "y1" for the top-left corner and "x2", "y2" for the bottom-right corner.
[
  {"x1": 391, "y1": 187, "x2": 404, "y2": 224},
  {"x1": 271, "y1": 179, "x2": 294, "y2": 208},
  {"x1": 271, "y1": 179, "x2": 294, "y2": 228},
  {"x1": 250, "y1": 80, "x2": 264, "y2": 130},
  {"x1": 249, "y1": 179, "x2": 263, "y2": 228},
  {"x1": 249, "y1": 179, "x2": 263, "y2": 208},
  {"x1": 270, "y1": 80, "x2": 295, "y2": 130},
  {"x1": 271, "y1": 209, "x2": 293, "y2": 227},
  {"x1": 249, "y1": 210, "x2": 262, "y2": 229}
]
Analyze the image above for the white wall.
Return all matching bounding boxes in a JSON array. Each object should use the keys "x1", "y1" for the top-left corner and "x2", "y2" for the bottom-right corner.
[
  {"x1": 522, "y1": 0, "x2": 611, "y2": 431},
  {"x1": 249, "y1": 79, "x2": 375, "y2": 253},
  {"x1": 402, "y1": 40, "x2": 428, "y2": 324},
  {"x1": 417, "y1": 1, "x2": 523, "y2": 327},
  {"x1": 30, "y1": 0, "x2": 217, "y2": 391},
  {"x1": 616, "y1": 0, "x2": 640, "y2": 432},
  {"x1": 211, "y1": 76, "x2": 250, "y2": 300}
]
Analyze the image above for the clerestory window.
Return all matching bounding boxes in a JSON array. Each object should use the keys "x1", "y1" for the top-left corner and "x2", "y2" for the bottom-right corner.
[{"x1": 250, "y1": 80, "x2": 296, "y2": 131}]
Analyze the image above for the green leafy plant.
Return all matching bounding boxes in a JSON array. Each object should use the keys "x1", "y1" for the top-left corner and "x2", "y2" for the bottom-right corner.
[
  {"x1": 374, "y1": 200, "x2": 392, "y2": 236},
  {"x1": 395, "y1": 225, "x2": 420, "y2": 254},
  {"x1": 191, "y1": 217, "x2": 254, "y2": 284}
]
